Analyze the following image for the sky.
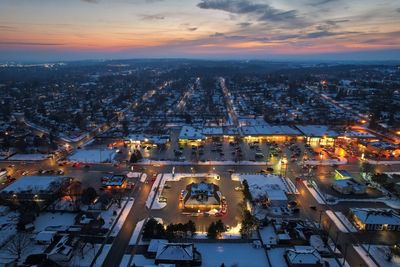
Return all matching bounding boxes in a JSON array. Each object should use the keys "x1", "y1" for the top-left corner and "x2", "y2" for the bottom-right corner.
[{"x1": 0, "y1": 0, "x2": 399, "y2": 61}]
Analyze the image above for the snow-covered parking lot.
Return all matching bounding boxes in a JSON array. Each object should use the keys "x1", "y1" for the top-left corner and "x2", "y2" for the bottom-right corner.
[{"x1": 195, "y1": 243, "x2": 269, "y2": 267}]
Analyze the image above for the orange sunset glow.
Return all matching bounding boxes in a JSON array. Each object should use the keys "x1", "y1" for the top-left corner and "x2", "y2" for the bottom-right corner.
[{"x1": 0, "y1": 0, "x2": 399, "y2": 61}]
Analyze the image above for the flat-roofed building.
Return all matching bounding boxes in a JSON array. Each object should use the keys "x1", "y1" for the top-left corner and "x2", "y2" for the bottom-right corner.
[{"x1": 350, "y1": 208, "x2": 400, "y2": 231}]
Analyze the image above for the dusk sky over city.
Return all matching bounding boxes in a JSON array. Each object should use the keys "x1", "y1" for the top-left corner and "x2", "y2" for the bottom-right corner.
[{"x1": 0, "y1": 0, "x2": 399, "y2": 61}]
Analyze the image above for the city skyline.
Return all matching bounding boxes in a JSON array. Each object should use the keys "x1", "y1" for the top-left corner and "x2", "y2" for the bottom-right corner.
[{"x1": 0, "y1": 0, "x2": 400, "y2": 61}]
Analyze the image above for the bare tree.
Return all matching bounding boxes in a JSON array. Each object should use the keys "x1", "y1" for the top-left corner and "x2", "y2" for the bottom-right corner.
[{"x1": 6, "y1": 233, "x2": 31, "y2": 260}]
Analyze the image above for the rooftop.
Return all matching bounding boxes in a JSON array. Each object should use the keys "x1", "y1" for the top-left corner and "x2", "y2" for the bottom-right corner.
[
  {"x1": 351, "y1": 208, "x2": 400, "y2": 225},
  {"x1": 1, "y1": 175, "x2": 69, "y2": 194}
]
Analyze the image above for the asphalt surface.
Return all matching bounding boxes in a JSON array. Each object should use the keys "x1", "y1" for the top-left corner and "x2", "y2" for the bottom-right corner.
[{"x1": 2, "y1": 140, "x2": 400, "y2": 267}]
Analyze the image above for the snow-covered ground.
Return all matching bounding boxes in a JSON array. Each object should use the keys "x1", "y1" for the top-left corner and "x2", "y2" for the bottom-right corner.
[
  {"x1": 7, "y1": 153, "x2": 49, "y2": 161},
  {"x1": 325, "y1": 211, "x2": 350, "y2": 233},
  {"x1": 100, "y1": 199, "x2": 128, "y2": 230},
  {"x1": 119, "y1": 255, "x2": 132, "y2": 267},
  {"x1": 302, "y1": 180, "x2": 326, "y2": 204},
  {"x1": 334, "y1": 212, "x2": 358, "y2": 232},
  {"x1": 353, "y1": 245, "x2": 378, "y2": 267},
  {"x1": 267, "y1": 247, "x2": 288, "y2": 267},
  {"x1": 145, "y1": 174, "x2": 163, "y2": 209},
  {"x1": 33, "y1": 212, "x2": 76, "y2": 232},
  {"x1": 366, "y1": 159, "x2": 400, "y2": 165},
  {"x1": 70, "y1": 244, "x2": 111, "y2": 267},
  {"x1": 68, "y1": 149, "x2": 116, "y2": 163},
  {"x1": 110, "y1": 198, "x2": 135, "y2": 237},
  {"x1": 302, "y1": 158, "x2": 347, "y2": 166},
  {"x1": 129, "y1": 219, "x2": 146, "y2": 245},
  {"x1": 231, "y1": 173, "x2": 293, "y2": 199},
  {"x1": 361, "y1": 245, "x2": 400, "y2": 267},
  {"x1": 195, "y1": 243, "x2": 270, "y2": 267},
  {"x1": 0, "y1": 235, "x2": 47, "y2": 265},
  {"x1": 0, "y1": 208, "x2": 18, "y2": 247},
  {"x1": 259, "y1": 225, "x2": 278, "y2": 245},
  {"x1": 130, "y1": 254, "x2": 155, "y2": 266},
  {"x1": 138, "y1": 159, "x2": 267, "y2": 166}
]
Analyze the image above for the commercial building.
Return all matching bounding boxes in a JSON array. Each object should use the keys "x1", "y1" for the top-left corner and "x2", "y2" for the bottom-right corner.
[
  {"x1": 182, "y1": 182, "x2": 222, "y2": 211},
  {"x1": 155, "y1": 243, "x2": 202, "y2": 266},
  {"x1": 350, "y1": 208, "x2": 400, "y2": 231},
  {"x1": 0, "y1": 175, "x2": 71, "y2": 208},
  {"x1": 296, "y1": 125, "x2": 338, "y2": 146}
]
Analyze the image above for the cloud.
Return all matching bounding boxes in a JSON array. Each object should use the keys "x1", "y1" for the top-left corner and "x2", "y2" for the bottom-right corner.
[
  {"x1": 187, "y1": 27, "x2": 198, "y2": 31},
  {"x1": 397, "y1": 8, "x2": 400, "y2": 13},
  {"x1": 81, "y1": 0, "x2": 100, "y2": 3},
  {"x1": 140, "y1": 14, "x2": 165, "y2": 20},
  {"x1": 237, "y1": 22, "x2": 252, "y2": 27},
  {"x1": 209, "y1": 32, "x2": 225, "y2": 38},
  {"x1": 301, "y1": 30, "x2": 359, "y2": 39},
  {"x1": 0, "y1": 41, "x2": 64, "y2": 46},
  {"x1": 197, "y1": 0, "x2": 308, "y2": 27},
  {"x1": 309, "y1": 0, "x2": 339, "y2": 5}
]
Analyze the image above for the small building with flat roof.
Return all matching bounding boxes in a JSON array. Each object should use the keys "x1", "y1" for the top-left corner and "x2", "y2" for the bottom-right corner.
[{"x1": 350, "y1": 208, "x2": 400, "y2": 231}]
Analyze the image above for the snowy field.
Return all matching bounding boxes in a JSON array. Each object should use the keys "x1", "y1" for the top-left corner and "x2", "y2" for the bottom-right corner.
[
  {"x1": 302, "y1": 180, "x2": 326, "y2": 204},
  {"x1": 7, "y1": 153, "x2": 49, "y2": 161},
  {"x1": 0, "y1": 208, "x2": 18, "y2": 247},
  {"x1": 70, "y1": 244, "x2": 111, "y2": 267},
  {"x1": 195, "y1": 243, "x2": 269, "y2": 267},
  {"x1": 110, "y1": 198, "x2": 135, "y2": 237},
  {"x1": 129, "y1": 219, "x2": 146, "y2": 245},
  {"x1": 119, "y1": 255, "x2": 132, "y2": 267},
  {"x1": 353, "y1": 245, "x2": 378, "y2": 267},
  {"x1": 33, "y1": 212, "x2": 76, "y2": 232},
  {"x1": 267, "y1": 247, "x2": 288, "y2": 267},
  {"x1": 130, "y1": 255, "x2": 154, "y2": 266},
  {"x1": 68, "y1": 149, "x2": 116, "y2": 163},
  {"x1": 259, "y1": 225, "x2": 278, "y2": 245},
  {"x1": 361, "y1": 245, "x2": 400, "y2": 267},
  {"x1": 231, "y1": 174, "x2": 291, "y2": 199}
]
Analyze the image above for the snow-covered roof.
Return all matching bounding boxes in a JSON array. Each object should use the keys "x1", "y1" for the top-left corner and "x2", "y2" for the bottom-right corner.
[
  {"x1": 148, "y1": 239, "x2": 168, "y2": 253},
  {"x1": 351, "y1": 208, "x2": 400, "y2": 225},
  {"x1": 241, "y1": 125, "x2": 300, "y2": 136},
  {"x1": 1, "y1": 176, "x2": 69, "y2": 194},
  {"x1": 202, "y1": 127, "x2": 223, "y2": 136},
  {"x1": 266, "y1": 189, "x2": 288, "y2": 201},
  {"x1": 285, "y1": 246, "x2": 322, "y2": 265},
  {"x1": 178, "y1": 126, "x2": 204, "y2": 140},
  {"x1": 156, "y1": 243, "x2": 194, "y2": 261},
  {"x1": 35, "y1": 231, "x2": 56, "y2": 242},
  {"x1": 296, "y1": 125, "x2": 338, "y2": 137}
]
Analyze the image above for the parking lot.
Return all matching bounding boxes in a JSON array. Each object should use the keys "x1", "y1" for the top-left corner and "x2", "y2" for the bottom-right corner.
[{"x1": 150, "y1": 171, "x2": 244, "y2": 232}]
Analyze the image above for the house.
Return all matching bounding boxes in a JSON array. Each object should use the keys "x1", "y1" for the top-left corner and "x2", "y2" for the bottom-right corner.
[
  {"x1": 284, "y1": 246, "x2": 324, "y2": 267},
  {"x1": 332, "y1": 179, "x2": 366, "y2": 195},
  {"x1": 24, "y1": 254, "x2": 60, "y2": 267},
  {"x1": 147, "y1": 239, "x2": 168, "y2": 258},
  {"x1": 88, "y1": 194, "x2": 113, "y2": 211},
  {"x1": 48, "y1": 236, "x2": 78, "y2": 263},
  {"x1": 0, "y1": 176, "x2": 71, "y2": 208},
  {"x1": 155, "y1": 243, "x2": 202, "y2": 266},
  {"x1": 35, "y1": 231, "x2": 56, "y2": 245},
  {"x1": 350, "y1": 208, "x2": 400, "y2": 231}
]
